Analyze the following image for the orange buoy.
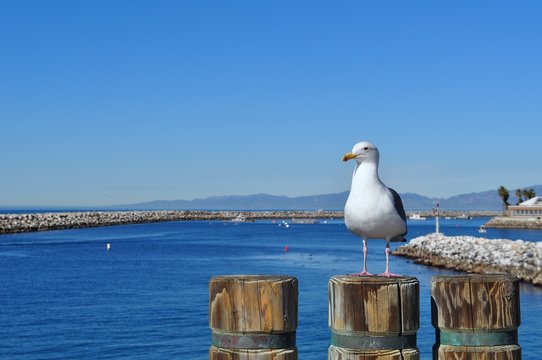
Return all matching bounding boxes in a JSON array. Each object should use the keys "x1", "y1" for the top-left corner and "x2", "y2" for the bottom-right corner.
[{"x1": 285, "y1": 245, "x2": 289, "y2": 252}]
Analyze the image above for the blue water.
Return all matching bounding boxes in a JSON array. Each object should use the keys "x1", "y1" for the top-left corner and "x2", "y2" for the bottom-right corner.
[{"x1": 0, "y1": 217, "x2": 540, "y2": 359}]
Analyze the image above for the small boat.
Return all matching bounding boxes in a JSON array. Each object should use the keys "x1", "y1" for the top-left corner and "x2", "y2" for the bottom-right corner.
[
  {"x1": 231, "y1": 215, "x2": 246, "y2": 223},
  {"x1": 291, "y1": 219, "x2": 319, "y2": 224},
  {"x1": 409, "y1": 213, "x2": 426, "y2": 220},
  {"x1": 478, "y1": 225, "x2": 487, "y2": 234}
]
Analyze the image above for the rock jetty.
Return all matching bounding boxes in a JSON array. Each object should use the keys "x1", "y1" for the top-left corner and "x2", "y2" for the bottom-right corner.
[
  {"x1": 394, "y1": 233, "x2": 542, "y2": 286},
  {"x1": 484, "y1": 216, "x2": 542, "y2": 230},
  {"x1": 0, "y1": 210, "x2": 343, "y2": 235}
]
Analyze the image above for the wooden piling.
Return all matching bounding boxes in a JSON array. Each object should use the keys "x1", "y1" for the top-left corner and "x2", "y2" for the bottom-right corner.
[
  {"x1": 431, "y1": 274, "x2": 521, "y2": 359},
  {"x1": 328, "y1": 276, "x2": 420, "y2": 360},
  {"x1": 209, "y1": 275, "x2": 298, "y2": 360}
]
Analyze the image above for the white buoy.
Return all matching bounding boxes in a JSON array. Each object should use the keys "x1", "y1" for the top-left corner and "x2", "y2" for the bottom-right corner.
[{"x1": 106, "y1": 243, "x2": 111, "y2": 251}]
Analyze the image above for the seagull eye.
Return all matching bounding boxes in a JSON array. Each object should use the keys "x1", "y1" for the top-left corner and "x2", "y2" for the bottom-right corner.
[{"x1": 363, "y1": 147, "x2": 369, "y2": 151}]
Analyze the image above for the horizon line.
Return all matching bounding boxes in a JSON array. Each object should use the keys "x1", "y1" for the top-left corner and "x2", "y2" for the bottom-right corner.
[{"x1": 1, "y1": 184, "x2": 539, "y2": 209}]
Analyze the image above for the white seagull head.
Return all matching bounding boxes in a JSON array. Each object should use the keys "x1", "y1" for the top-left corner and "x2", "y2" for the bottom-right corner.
[{"x1": 342, "y1": 141, "x2": 380, "y2": 165}]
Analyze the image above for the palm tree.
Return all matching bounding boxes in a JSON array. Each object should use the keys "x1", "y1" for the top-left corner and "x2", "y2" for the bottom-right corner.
[
  {"x1": 515, "y1": 189, "x2": 523, "y2": 205},
  {"x1": 498, "y1": 186, "x2": 510, "y2": 215},
  {"x1": 524, "y1": 188, "x2": 536, "y2": 200}
]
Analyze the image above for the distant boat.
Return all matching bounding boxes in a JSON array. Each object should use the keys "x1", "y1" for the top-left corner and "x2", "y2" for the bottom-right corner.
[
  {"x1": 291, "y1": 219, "x2": 319, "y2": 224},
  {"x1": 478, "y1": 225, "x2": 487, "y2": 234},
  {"x1": 232, "y1": 215, "x2": 247, "y2": 223},
  {"x1": 409, "y1": 214, "x2": 427, "y2": 220}
]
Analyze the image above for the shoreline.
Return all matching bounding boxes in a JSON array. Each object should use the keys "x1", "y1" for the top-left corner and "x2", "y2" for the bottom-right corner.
[
  {"x1": 0, "y1": 210, "x2": 343, "y2": 235},
  {"x1": 1, "y1": 210, "x2": 541, "y2": 235},
  {"x1": 483, "y1": 216, "x2": 542, "y2": 230},
  {"x1": 393, "y1": 233, "x2": 542, "y2": 286}
]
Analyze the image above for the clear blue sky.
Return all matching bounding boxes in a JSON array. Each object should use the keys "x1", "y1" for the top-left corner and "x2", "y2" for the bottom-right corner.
[{"x1": 1, "y1": 1, "x2": 541, "y2": 206}]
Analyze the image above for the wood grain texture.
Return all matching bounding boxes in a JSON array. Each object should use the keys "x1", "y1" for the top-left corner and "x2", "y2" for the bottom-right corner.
[
  {"x1": 210, "y1": 275, "x2": 298, "y2": 333},
  {"x1": 209, "y1": 347, "x2": 297, "y2": 360},
  {"x1": 431, "y1": 274, "x2": 520, "y2": 331},
  {"x1": 328, "y1": 276, "x2": 419, "y2": 360},
  {"x1": 328, "y1": 346, "x2": 419, "y2": 360},
  {"x1": 436, "y1": 345, "x2": 521, "y2": 360},
  {"x1": 431, "y1": 274, "x2": 521, "y2": 360},
  {"x1": 329, "y1": 276, "x2": 419, "y2": 335},
  {"x1": 209, "y1": 275, "x2": 298, "y2": 360}
]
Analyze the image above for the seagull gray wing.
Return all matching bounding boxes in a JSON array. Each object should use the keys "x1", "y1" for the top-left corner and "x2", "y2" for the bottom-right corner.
[
  {"x1": 388, "y1": 187, "x2": 407, "y2": 239},
  {"x1": 388, "y1": 187, "x2": 406, "y2": 221}
]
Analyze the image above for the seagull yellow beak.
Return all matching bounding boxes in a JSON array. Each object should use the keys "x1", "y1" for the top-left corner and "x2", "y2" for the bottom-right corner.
[{"x1": 342, "y1": 152, "x2": 357, "y2": 162}]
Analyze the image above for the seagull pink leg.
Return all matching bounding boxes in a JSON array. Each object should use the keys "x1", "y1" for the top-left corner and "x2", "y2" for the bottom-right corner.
[
  {"x1": 350, "y1": 238, "x2": 373, "y2": 276},
  {"x1": 379, "y1": 242, "x2": 401, "y2": 277}
]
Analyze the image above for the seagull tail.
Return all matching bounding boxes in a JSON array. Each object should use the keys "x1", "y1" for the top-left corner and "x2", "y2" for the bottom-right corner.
[{"x1": 391, "y1": 235, "x2": 407, "y2": 242}]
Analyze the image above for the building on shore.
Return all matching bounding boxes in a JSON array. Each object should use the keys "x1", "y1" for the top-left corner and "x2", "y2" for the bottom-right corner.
[{"x1": 507, "y1": 197, "x2": 542, "y2": 217}]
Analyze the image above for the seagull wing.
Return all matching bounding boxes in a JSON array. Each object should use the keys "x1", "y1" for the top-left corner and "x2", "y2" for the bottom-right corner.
[{"x1": 388, "y1": 187, "x2": 407, "y2": 240}]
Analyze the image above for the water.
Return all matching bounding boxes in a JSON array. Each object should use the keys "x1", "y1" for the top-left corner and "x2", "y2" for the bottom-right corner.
[{"x1": 0, "y1": 217, "x2": 540, "y2": 359}]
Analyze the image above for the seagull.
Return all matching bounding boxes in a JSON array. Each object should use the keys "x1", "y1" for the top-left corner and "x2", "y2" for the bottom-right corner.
[{"x1": 343, "y1": 141, "x2": 407, "y2": 277}]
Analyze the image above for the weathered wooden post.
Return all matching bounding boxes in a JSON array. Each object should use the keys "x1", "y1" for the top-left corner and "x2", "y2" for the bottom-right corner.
[
  {"x1": 329, "y1": 276, "x2": 420, "y2": 360},
  {"x1": 431, "y1": 274, "x2": 521, "y2": 359},
  {"x1": 209, "y1": 275, "x2": 298, "y2": 360}
]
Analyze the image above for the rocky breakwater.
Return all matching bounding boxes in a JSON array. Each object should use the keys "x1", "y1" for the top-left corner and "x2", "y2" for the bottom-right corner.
[
  {"x1": 0, "y1": 211, "x2": 207, "y2": 234},
  {"x1": 484, "y1": 216, "x2": 542, "y2": 229},
  {"x1": 0, "y1": 210, "x2": 343, "y2": 235},
  {"x1": 394, "y1": 233, "x2": 542, "y2": 286}
]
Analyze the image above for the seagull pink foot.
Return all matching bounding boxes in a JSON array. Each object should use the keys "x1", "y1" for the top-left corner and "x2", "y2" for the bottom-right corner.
[
  {"x1": 349, "y1": 270, "x2": 374, "y2": 276},
  {"x1": 378, "y1": 271, "x2": 402, "y2": 277}
]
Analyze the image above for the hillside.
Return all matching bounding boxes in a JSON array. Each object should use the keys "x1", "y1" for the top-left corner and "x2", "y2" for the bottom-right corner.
[{"x1": 110, "y1": 185, "x2": 542, "y2": 211}]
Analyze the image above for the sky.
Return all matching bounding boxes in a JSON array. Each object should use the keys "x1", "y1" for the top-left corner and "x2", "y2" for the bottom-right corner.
[{"x1": 1, "y1": 1, "x2": 541, "y2": 207}]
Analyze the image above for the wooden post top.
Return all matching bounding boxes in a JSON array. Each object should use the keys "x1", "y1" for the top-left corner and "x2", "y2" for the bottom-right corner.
[
  {"x1": 432, "y1": 273, "x2": 518, "y2": 283},
  {"x1": 431, "y1": 273, "x2": 520, "y2": 331},
  {"x1": 211, "y1": 274, "x2": 296, "y2": 282},
  {"x1": 329, "y1": 275, "x2": 419, "y2": 336},
  {"x1": 330, "y1": 275, "x2": 418, "y2": 284},
  {"x1": 209, "y1": 275, "x2": 298, "y2": 333}
]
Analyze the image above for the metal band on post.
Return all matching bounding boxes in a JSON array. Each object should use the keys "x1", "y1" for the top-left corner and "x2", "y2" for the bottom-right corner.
[
  {"x1": 209, "y1": 275, "x2": 298, "y2": 359},
  {"x1": 431, "y1": 274, "x2": 521, "y2": 360},
  {"x1": 439, "y1": 330, "x2": 518, "y2": 347},
  {"x1": 331, "y1": 331, "x2": 417, "y2": 350},
  {"x1": 328, "y1": 276, "x2": 420, "y2": 359}
]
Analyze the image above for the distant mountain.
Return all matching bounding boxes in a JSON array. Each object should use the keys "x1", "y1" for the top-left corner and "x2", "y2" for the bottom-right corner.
[
  {"x1": 111, "y1": 192, "x2": 349, "y2": 211},
  {"x1": 110, "y1": 185, "x2": 542, "y2": 211}
]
